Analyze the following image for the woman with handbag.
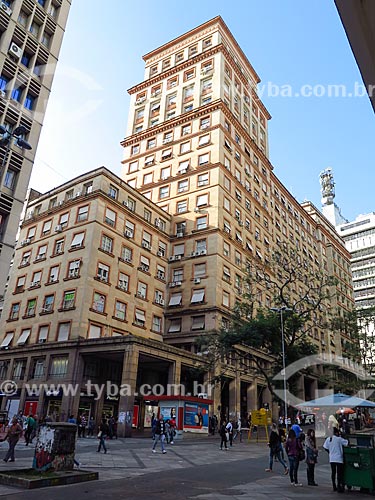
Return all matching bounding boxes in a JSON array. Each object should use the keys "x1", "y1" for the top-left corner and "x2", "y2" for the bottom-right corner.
[
  {"x1": 97, "y1": 418, "x2": 109, "y2": 454},
  {"x1": 265, "y1": 423, "x2": 289, "y2": 474},
  {"x1": 285, "y1": 428, "x2": 303, "y2": 486},
  {"x1": 305, "y1": 428, "x2": 318, "y2": 486}
]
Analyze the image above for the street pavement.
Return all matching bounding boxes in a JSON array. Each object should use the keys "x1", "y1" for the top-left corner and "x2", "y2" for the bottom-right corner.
[{"x1": 0, "y1": 434, "x2": 373, "y2": 499}]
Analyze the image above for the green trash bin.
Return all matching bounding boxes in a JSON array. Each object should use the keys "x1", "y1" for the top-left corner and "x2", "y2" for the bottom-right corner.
[{"x1": 344, "y1": 434, "x2": 375, "y2": 491}]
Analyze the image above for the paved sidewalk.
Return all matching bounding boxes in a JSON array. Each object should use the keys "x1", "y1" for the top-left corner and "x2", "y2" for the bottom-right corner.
[{"x1": 0, "y1": 436, "x2": 373, "y2": 498}]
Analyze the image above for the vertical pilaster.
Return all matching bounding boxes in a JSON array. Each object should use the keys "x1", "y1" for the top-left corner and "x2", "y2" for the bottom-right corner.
[{"x1": 117, "y1": 345, "x2": 139, "y2": 437}]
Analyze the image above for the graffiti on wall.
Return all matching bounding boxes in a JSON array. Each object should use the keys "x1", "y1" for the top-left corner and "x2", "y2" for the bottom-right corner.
[{"x1": 33, "y1": 426, "x2": 55, "y2": 471}]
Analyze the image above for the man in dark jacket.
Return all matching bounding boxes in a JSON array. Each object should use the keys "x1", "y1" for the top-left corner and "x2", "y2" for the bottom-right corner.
[{"x1": 152, "y1": 417, "x2": 167, "y2": 454}]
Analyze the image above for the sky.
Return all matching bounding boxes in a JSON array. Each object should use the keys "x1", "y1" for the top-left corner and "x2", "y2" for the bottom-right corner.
[{"x1": 30, "y1": 0, "x2": 375, "y2": 222}]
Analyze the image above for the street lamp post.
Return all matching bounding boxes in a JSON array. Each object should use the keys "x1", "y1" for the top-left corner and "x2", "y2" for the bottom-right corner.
[
  {"x1": 270, "y1": 306, "x2": 293, "y2": 431},
  {"x1": 0, "y1": 125, "x2": 32, "y2": 183}
]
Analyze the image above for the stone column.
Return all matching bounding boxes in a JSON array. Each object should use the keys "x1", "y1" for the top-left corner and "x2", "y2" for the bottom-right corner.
[
  {"x1": 117, "y1": 345, "x2": 139, "y2": 438},
  {"x1": 229, "y1": 375, "x2": 241, "y2": 418},
  {"x1": 247, "y1": 383, "x2": 257, "y2": 413},
  {"x1": 1, "y1": 358, "x2": 15, "y2": 411},
  {"x1": 168, "y1": 359, "x2": 181, "y2": 395},
  {"x1": 18, "y1": 357, "x2": 33, "y2": 413},
  {"x1": 60, "y1": 351, "x2": 84, "y2": 421}
]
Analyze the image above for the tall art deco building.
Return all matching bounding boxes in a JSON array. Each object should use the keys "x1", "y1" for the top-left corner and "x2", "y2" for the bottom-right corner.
[
  {"x1": 0, "y1": 17, "x2": 355, "y2": 431},
  {"x1": 0, "y1": 0, "x2": 71, "y2": 301}
]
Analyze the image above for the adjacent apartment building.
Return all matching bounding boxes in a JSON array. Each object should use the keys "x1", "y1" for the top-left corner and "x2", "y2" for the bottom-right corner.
[
  {"x1": 0, "y1": 17, "x2": 356, "y2": 433},
  {"x1": 0, "y1": 0, "x2": 71, "y2": 302}
]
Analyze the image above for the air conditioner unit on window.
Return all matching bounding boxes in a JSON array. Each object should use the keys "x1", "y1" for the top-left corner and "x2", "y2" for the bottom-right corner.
[
  {"x1": 21, "y1": 238, "x2": 31, "y2": 246},
  {"x1": 200, "y1": 250, "x2": 207, "y2": 255},
  {"x1": 124, "y1": 230, "x2": 132, "y2": 238},
  {"x1": 55, "y1": 225, "x2": 63, "y2": 232},
  {"x1": 168, "y1": 256, "x2": 175, "y2": 262},
  {"x1": 174, "y1": 255, "x2": 182, "y2": 261},
  {"x1": 156, "y1": 298, "x2": 165, "y2": 305},
  {"x1": 194, "y1": 278, "x2": 201, "y2": 284},
  {"x1": 0, "y1": 90, "x2": 6, "y2": 99},
  {"x1": 75, "y1": 191, "x2": 81, "y2": 197},
  {"x1": 30, "y1": 281, "x2": 40, "y2": 287},
  {"x1": 176, "y1": 232, "x2": 184, "y2": 238},
  {"x1": 1, "y1": 3, "x2": 12, "y2": 15}
]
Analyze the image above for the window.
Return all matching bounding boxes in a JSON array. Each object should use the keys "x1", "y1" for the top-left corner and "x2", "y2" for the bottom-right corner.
[
  {"x1": 114, "y1": 300, "x2": 126, "y2": 320},
  {"x1": 9, "y1": 303, "x2": 20, "y2": 320},
  {"x1": 180, "y1": 141, "x2": 190, "y2": 154},
  {"x1": 181, "y1": 124, "x2": 191, "y2": 136},
  {"x1": 173, "y1": 268, "x2": 183, "y2": 281},
  {"x1": 160, "y1": 166, "x2": 171, "y2": 180},
  {"x1": 42, "y1": 295, "x2": 54, "y2": 313},
  {"x1": 139, "y1": 255, "x2": 150, "y2": 272},
  {"x1": 168, "y1": 319, "x2": 181, "y2": 333},
  {"x1": 97, "y1": 263, "x2": 110, "y2": 282},
  {"x1": 144, "y1": 208, "x2": 151, "y2": 222},
  {"x1": 77, "y1": 205, "x2": 89, "y2": 222},
  {"x1": 62, "y1": 290, "x2": 75, "y2": 310},
  {"x1": 13, "y1": 360, "x2": 26, "y2": 379},
  {"x1": 128, "y1": 160, "x2": 138, "y2": 172},
  {"x1": 223, "y1": 291, "x2": 230, "y2": 307},
  {"x1": 121, "y1": 246, "x2": 132, "y2": 262},
  {"x1": 20, "y1": 250, "x2": 31, "y2": 266},
  {"x1": 195, "y1": 239, "x2": 207, "y2": 253},
  {"x1": 178, "y1": 160, "x2": 189, "y2": 174},
  {"x1": 137, "y1": 281, "x2": 147, "y2": 300},
  {"x1": 70, "y1": 232, "x2": 84, "y2": 249},
  {"x1": 224, "y1": 197, "x2": 230, "y2": 212},
  {"x1": 194, "y1": 263, "x2": 206, "y2": 278},
  {"x1": 15, "y1": 276, "x2": 26, "y2": 292},
  {"x1": 192, "y1": 316, "x2": 205, "y2": 330},
  {"x1": 24, "y1": 94, "x2": 35, "y2": 110},
  {"x1": 176, "y1": 221, "x2": 186, "y2": 236},
  {"x1": 38, "y1": 325, "x2": 49, "y2": 342},
  {"x1": 92, "y1": 292, "x2": 106, "y2": 313},
  {"x1": 36, "y1": 244, "x2": 47, "y2": 260},
  {"x1": 0, "y1": 333, "x2": 14, "y2": 349},
  {"x1": 68, "y1": 260, "x2": 80, "y2": 278},
  {"x1": 47, "y1": 265, "x2": 59, "y2": 283},
  {"x1": 198, "y1": 153, "x2": 209, "y2": 166},
  {"x1": 125, "y1": 221, "x2": 135, "y2": 238},
  {"x1": 196, "y1": 194, "x2": 208, "y2": 207},
  {"x1": 24, "y1": 299, "x2": 36, "y2": 317},
  {"x1": 118, "y1": 272, "x2": 129, "y2": 291},
  {"x1": 169, "y1": 292, "x2": 182, "y2": 306},
  {"x1": 4, "y1": 169, "x2": 17, "y2": 189},
  {"x1": 18, "y1": 10, "x2": 28, "y2": 26},
  {"x1": 143, "y1": 172, "x2": 153, "y2": 185},
  {"x1": 50, "y1": 356, "x2": 68, "y2": 375},
  {"x1": 41, "y1": 220, "x2": 52, "y2": 235},
  {"x1": 101, "y1": 234, "x2": 113, "y2": 254},
  {"x1": 198, "y1": 173, "x2": 209, "y2": 187},
  {"x1": 144, "y1": 155, "x2": 155, "y2": 168},
  {"x1": 108, "y1": 185, "x2": 118, "y2": 199},
  {"x1": 158, "y1": 241, "x2": 167, "y2": 257},
  {"x1": 32, "y1": 360, "x2": 45, "y2": 378},
  {"x1": 31, "y1": 271, "x2": 42, "y2": 287},
  {"x1": 159, "y1": 186, "x2": 170, "y2": 199},
  {"x1": 177, "y1": 200, "x2": 187, "y2": 213},
  {"x1": 152, "y1": 316, "x2": 162, "y2": 333},
  {"x1": 134, "y1": 309, "x2": 146, "y2": 327},
  {"x1": 156, "y1": 264, "x2": 166, "y2": 280},
  {"x1": 177, "y1": 180, "x2": 188, "y2": 193},
  {"x1": 161, "y1": 148, "x2": 172, "y2": 161},
  {"x1": 223, "y1": 266, "x2": 231, "y2": 282},
  {"x1": 200, "y1": 116, "x2": 210, "y2": 129},
  {"x1": 198, "y1": 134, "x2": 210, "y2": 147},
  {"x1": 191, "y1": 289, "x2": 205, "y2": 304},
  {"x1": 105, "y1": 208, "x2": 116, "y2": 227},
  {"x1": 59, "y1": 212, "x2": 69, "y2": 228},
  {"x1": 11, "y1": 87, "x2": 22, "y2": 102}
]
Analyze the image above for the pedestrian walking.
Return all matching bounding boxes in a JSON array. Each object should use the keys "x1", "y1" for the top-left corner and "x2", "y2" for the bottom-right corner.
[
  {"x1": 233, "y1": 416, "x2": 242, "y2": 442},
  {"x1": 152, "y1": 417, "x2": 167, "y2": 454},
  {"x1": 97, "y1": 418, "x2": 109, "y2": 454},
  {"x1": 265, "y1": 423, "x2": 289, "y2": 474},
  {"x1": 24, "y1": 414, "x2": 37, "y2": 446},
  {"x1": 2, "y1": 416, "x2": 23, "y2": 462},
  {"x1": 285, "y1": 428, "x2": 303, "y2": 486},
  {"x1": 305, "y1": 428, "x2": 318, "y2": 486},
  {"x1": 87, "y1": 416, "x2": 95, "y2": 437},
  {"x1": 323, "y1": 427, "x2": 348, "y2": 492},
  {"x1": 169, "y1": 417, "x2": 176, "y2": 444},
  {"x1": 226, "y1": 420, "x2": 233, "y2": 447},
  {"x1": 79, "y1": 414, "x2": 87, "y2": 438},
  {"x1": 151, "y1": 413, "x2": 157, "y2": 440},
  {"x1": 219, "y1": 420, "x2": 228, "y2": 450}
]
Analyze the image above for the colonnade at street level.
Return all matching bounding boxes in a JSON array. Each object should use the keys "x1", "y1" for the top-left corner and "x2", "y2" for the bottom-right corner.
[{"x1": 0, "y1": 336, "x2": 321, "y2": 435}]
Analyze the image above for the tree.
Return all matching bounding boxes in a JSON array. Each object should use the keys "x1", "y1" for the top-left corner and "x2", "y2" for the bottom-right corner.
[{"x1": 197, "y1": 243, "x2": 348, "y2": 403}]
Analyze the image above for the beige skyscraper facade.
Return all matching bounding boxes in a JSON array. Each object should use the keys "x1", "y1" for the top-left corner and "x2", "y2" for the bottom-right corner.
[{"x1": 0, "y1": 17, "x2": 356, "y2": 431}]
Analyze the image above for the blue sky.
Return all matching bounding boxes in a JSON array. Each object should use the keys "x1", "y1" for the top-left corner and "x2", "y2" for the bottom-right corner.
[{"x1": 31, "y1": 0, "x2": 375, "y2": 222}]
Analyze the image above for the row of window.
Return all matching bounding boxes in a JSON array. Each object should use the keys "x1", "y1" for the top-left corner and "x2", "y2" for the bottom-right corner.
[
  {"x1": 140, "y1": 172, "x2": 209, "y2": 201},
  {"x1": 0, "y1": 74, "x2": 36, "y2": 110},
  {"x1": 148, "y1": 38, "x2": 213, "y2": 78},
  {"x1": 130, "y1": 117, "x2": 210, "y2": 155},
  {"x1": 0, "y1": 355, "x2": 68, "y2": 381}
]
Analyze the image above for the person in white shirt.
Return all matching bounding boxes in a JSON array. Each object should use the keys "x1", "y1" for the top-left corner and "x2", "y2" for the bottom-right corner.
[
  {"x1": 323, "y1": 427, "x2": 348, "y2": 492},
  {"x1": 225, "y1": 420, "x2": 233, "y2": 447},
  {"x1": 233, "y1": 417, "x2": 242, "y2": 442}
]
